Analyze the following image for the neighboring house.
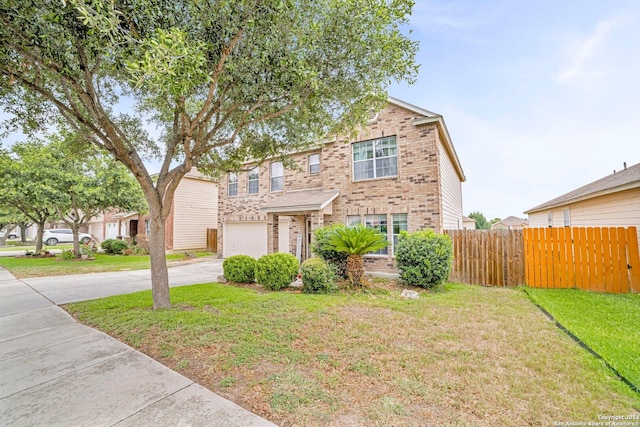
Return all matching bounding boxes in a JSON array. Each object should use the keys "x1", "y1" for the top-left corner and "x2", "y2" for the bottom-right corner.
[
  {"x1": 217, "y1": 97, "x2": 466, "y2": 272},
  {"x1": 462, "y1": 215, "x2": 476, "y2": 230},
  {"x1": 524, "y1": 162, "x2": 640, "y2": 244},
  {"x1": 88, "y1": 168, "x2": 218, "y2": 251},
  {"x1": 491, "y1": 216, "x2": 528, "y2": 230}
]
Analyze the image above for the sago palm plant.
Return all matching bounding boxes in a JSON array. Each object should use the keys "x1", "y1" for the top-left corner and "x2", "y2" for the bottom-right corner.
[{"x1": 327, "y1": 224, "x2": 388, "y2": 286}]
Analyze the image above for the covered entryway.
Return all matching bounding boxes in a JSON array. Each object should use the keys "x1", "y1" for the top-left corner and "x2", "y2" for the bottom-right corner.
[
  {"x1": 259, "y1": 189, "x2": 340, "y2": 262},
  {"x1": 223, "y1": 222, "x2": 268, "y2": 259}
]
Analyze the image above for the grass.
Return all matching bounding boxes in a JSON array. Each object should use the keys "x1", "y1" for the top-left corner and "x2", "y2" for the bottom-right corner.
[
  {"x1": 0, "y1": 243, "x2": 73, "y2": 252},
  {"x1": 65, "y1": 282, "x2": 640, "y2": 426},
  {"x1": 0, "y1": 252, "x2": 214, "y2": 279},
  {"x1": 526, "y1": 288, "x2": 640, "y2": 390}
]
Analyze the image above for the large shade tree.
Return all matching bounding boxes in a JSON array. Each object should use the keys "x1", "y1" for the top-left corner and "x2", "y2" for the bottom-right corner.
[{"x1": 0, "y1": 0, "x2": 419, "y2": 308}]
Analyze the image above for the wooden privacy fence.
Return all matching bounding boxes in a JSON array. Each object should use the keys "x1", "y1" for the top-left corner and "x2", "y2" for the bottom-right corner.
[
  {"x1": 524, "y1": 227, "x2": 640, "y2": 293},
  {"x1": 206, "y1": 228, "x2": 218, "y2": 253},
  {"x1": 445, "y1": 229, "x2": 525, "y2": 287},
  {"x1": 445, "y1": 227, "x2": 640, "y2": 293}
]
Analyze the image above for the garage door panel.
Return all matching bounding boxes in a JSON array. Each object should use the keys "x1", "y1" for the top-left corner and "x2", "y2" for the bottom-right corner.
[{"x1": 223, "y1": 222, "x2": 268, "y2": 259}]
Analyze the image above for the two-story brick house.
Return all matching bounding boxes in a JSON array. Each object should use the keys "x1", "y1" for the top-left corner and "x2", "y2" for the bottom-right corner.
[{"x1": 217, "y1": 97, "x2": 465, "y2": 272}]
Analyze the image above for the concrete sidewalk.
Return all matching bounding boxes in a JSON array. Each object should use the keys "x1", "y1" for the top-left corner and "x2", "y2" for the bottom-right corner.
[{"x1": 0, "y1": 264, "x2": 276, "y2": 426}]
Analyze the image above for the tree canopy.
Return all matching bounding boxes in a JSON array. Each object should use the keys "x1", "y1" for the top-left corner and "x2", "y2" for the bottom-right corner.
[
  {"x1": 0, "y1": 0, "x2": 419, "y2": 308},
  {"x1": 468, "y1": 211, "x2": 490, "y2": 230},
  {"x1": 0, "y1": 137, "x2": 145, "y2": 253}
]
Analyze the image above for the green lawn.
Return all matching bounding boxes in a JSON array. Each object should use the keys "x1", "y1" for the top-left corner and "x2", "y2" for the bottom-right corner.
[
  {"x1": 526, "y1": 288, "x2": 640, "y2": 390},
  {"x1": 0, "y1": 252, "x2": 214, "y2": 279},
  {"x1": 0, "y1": 243, "x2": 73, "y2": 252},
  {"x1": 65, "y1": 282, "x2": 640, "y2": 426}
]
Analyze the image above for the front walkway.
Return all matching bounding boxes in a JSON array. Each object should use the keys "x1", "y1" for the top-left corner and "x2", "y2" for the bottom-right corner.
[{"x1": 0, "y1": 265, "x2": 276, "y2": 426}]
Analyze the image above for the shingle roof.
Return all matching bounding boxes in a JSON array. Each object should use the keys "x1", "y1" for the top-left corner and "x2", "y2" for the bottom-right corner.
[
  {"x1": 492, "y1": 216, "x2": 527, "y2": 227},
  {"x1": 524, "y1": 162, "x2": 640, "y2": 214},
  {"x1": 260, "y1": 189, "x2": 339, "y2": 213}
]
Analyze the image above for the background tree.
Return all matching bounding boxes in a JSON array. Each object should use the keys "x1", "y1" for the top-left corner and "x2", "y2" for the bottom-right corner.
[
  {"x1": 0, "y1": 143, "x2": 59, "y2": 252},
  {"x1": 468, "y1": 211, "x2": 490, "y2": 230},
  {"x1": 0, "y1": 0, "x2": 418, "y2": 308},
  {"x1": 48, "y1": 135, "x2": 146, "y2": 256},
  {"x1": 0, "y1": 209, "x2": 19, "y2": 246}
]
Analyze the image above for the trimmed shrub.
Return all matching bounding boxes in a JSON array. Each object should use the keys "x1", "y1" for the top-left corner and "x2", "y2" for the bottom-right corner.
[
  {"x1": 301, "y1": 257, "x2": 337, "y2": 294},
  {"x1": 395, "y1": 229, "x2": 453, "y2": 288},
  {"x1": 101, "y1": 239, "x2": 128, "y2": 255},
  {"x1": 61, "y1": 249, "x2": 75, "y2": 260},
  {"x1": 255, "y1": 252, "x2": 299, "y2": 290},
  {"x1": 311, "y1": 224, "x2": 348, "y2": 279},
  {"x1": 223, "y1": 255, "x2": 257, "y2": 283},
  {"x1": 101, "y1": 239, "x2": 115, "y2": 253}
]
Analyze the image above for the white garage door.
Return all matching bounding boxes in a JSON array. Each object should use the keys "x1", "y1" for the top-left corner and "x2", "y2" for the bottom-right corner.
[{"x1": 223, "y1": 222, "x2": 268, "y2": 259}]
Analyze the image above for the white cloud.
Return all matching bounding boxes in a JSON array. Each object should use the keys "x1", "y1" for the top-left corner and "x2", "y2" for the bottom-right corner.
[{"x1": 553, "y1": 16, "x2": 626, "y2": 86}]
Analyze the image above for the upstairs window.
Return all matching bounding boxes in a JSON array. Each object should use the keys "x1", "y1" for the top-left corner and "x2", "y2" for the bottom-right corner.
[
  {"x1": 353, "y1": 136, "x2": 398, "y2": 181},
  {"x1": 228, "y1": 173, "x2": 238, "y2": 197},
  {"x1": 270, "y1": 162, "x2": 283, "y2": 192},
  {"x1": 309, "y1": 153, "x2": 320, "y2": 174},
  {"x1": 248, "y1": 167, "x2": 259, "y2": 194}
]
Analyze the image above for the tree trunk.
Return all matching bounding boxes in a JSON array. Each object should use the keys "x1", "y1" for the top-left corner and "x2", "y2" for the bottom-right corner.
[
  {"x1": 347, "y1": 254, "x2": 364, "y2": 287},
  {"x1": 34, "y1": 222, "x2": 45, "y2": 253},
  {"x1": 71, "y1": 226, "x2": 81, "y2": 258},
  {"x1": 148, "y1": 214, "x2": 170, "y2": 309}
]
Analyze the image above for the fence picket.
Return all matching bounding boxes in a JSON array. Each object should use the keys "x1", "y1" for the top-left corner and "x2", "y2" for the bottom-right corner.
[{"x1": 627, "y1": 227, "x2": 640, "y2": 293}]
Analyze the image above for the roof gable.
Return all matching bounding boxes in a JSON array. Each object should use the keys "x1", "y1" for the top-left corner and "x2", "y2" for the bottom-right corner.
[{"x1": 525, "y1": 162, "x2": 640, "y2": 213}]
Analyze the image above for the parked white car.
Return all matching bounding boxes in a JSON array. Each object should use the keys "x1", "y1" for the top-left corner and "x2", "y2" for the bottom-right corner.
[
  {"x1": 0, "y1": 230, "x2": 18, "y2": 239},
  {"x1": 43, "y1": 229, "x2": 92, "y2": 246}
]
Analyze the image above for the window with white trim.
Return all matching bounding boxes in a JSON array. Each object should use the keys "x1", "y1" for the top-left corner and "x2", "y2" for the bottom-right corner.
[
  {"x1": 563, "y1": 208, "x2": 571, "y2": 227},
  {"x1": 365, "y1": 214, "x2": 388, "y2": 255},
  {"x1": 346, "y1": 215, "x2": 361, "y2": 226},
  {"x1": 248, "y1": 167, "x2": 259, "y2": 194},
  {"x1": 228, "y1": 173, "x2": 238, "y2": 197},
  {"x1": 309, "y1": 153, "x2": 320, "y2": 174},
  {"x1": 352, "y1": 136, "x2": 398, "y2": 181},
  {"x1": 270, "y1": 162, "x2": 283, "y2": 192},
  {"x1": 547, "y1": 212, "x2": 553, "y2": 227},
  {"x1": 392, "y1": 213, "x2": 408, "y2": 255}
]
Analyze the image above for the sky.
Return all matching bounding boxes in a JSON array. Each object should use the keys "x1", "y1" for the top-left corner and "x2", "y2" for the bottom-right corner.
[
  {"x1": 389, "y1": 0, "x2": 640, "y2": 220},
  {"x1": 2, "y1": 1, "x2": 639, "y2": 222}
]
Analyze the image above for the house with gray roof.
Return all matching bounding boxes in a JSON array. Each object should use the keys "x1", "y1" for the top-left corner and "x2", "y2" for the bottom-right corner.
[{"x1": 524, "y1": 162, "x2": 640, "y2": 238}]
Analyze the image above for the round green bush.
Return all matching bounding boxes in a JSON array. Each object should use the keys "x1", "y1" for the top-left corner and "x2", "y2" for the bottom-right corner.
[
  {"x1": 61, "y1": 249, "x2": 75, "y2": 260},
  {"x1": 301, "y1": 257, "x2": 337, "y2": 294},
  {"x1": 255, "y1": 252, "x2": 299, "y2": 290},
  {"x1": 101, "y1": 239, "x2": 128, "y2": 255},
  {"x1": 311, "y1": 224, "x2": 348, "y2": 279},
  {"x1": 395, "y1": 229, "x2": 453, "y2": 288},
  {"x1": 223, "y1": 255, "x2": 257, "y2": 283},
  {"x1": 101, "y1": 239, "x2": 115, "y2": 253}
]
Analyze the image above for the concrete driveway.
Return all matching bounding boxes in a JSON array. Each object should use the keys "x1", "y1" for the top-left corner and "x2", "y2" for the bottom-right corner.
[{"x1": 0, "y1": 259, "x2": 276, "y2": 427}]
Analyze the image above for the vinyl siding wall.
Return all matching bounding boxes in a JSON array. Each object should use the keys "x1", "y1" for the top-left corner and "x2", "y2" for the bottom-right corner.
[
  {"x1": 437, "y1": 138, "x2": 463, "y2": 229},
  {"x1": 172, "y1": 177, "x2": 218, "y2": 250},
  {"x1": 527, "y1": 188, "x2": 640, "y2": 246}
]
